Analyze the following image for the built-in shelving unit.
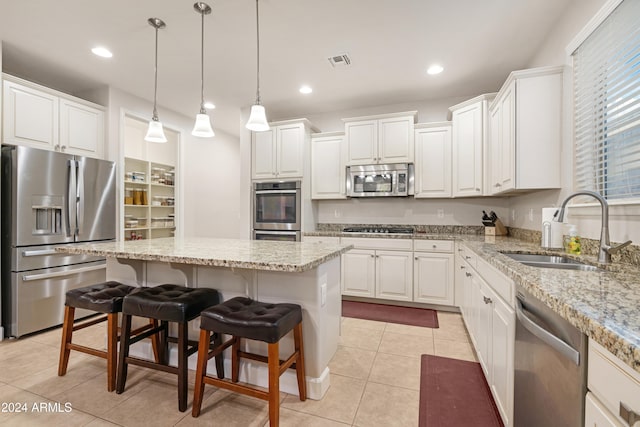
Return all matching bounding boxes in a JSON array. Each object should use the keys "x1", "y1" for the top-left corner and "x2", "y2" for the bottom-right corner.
[{"x1": 123, "y1": 157, "x2": 175, "y2": 240}]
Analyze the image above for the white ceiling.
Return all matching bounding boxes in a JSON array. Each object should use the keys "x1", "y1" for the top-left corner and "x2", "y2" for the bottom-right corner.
[{"x1": 0, "y1": 0, "x2": 574, "y2": 137}]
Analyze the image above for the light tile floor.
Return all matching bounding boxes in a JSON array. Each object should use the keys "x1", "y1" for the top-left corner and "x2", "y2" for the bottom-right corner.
[{"x1": 0, "y1": 311, "x2": 476, "y2": 427}]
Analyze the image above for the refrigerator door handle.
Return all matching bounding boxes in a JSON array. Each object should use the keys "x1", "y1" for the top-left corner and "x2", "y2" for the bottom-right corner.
[
  {"x1": 77, "y1": 159, "x2": 85, "y2": 236},
  {"x1": 22, "y1": 262, "x2": 106, "y2": 282},
  {"x1": 67, "y1": 159, "x2": 78, "y2": 237}
]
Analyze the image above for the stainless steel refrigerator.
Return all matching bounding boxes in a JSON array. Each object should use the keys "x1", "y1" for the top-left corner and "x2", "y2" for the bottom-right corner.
[{"x1": 1, "y1": 145, "x2": 116, "y2": 338}]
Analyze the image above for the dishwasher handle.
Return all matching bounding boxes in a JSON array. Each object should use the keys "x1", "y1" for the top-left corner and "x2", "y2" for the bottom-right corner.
[{"x1": 516, "y1": 297, "x2": 580, "y2": 366}]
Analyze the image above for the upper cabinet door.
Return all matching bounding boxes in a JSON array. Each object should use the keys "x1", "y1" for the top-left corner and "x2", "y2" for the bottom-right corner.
[
  {"x1": 311, "y1": 134, "x2": 346, "y2": 199},
  {"x1": 414, "y1": 124, "x2": 452, "y2": 198},
  {"x1": 498, "y1": 82, "x2": 515, "y2": 193},
  {"x1": 452, "y1": 101, "x2": 484, "y2": 197},
  {"x1": 345, "y1": 120, "x2": 377, "y2": 165},
  {"x1": 252, "y1": 129, "x2": 276, "y2": 179},
  {"x1": 59, "y1": 98, "x2": 104, "y2": 158},
  {"x1": 276, "y1": 123, "x2": 305, "y2": 178},
  {"x1": 3, "y1": 80, "x2": 59, "y2": 150},
  {"x1": 378, "y1": 116, "x2": 414, "y2": 163}
]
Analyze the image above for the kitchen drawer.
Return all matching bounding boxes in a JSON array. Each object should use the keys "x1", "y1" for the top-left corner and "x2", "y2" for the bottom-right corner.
[
  {"x1": 303, "y1": 235, "x2": 340, "y2": 244},
  {"x1": 414, "y1": 239, "x2": 453, "y2": 253},
  {"x1": 458, "y1": 244, "x2": 477, "y2": 269},
  {"x1": 588, "y1": 339, "x2": 640, "y2": 427},
  {"x1": 341, "y1": 237, "x2": 413, "y2": 251},
  {"x1": 476, "y1": 256, "x2": 513, "y2": 306}
]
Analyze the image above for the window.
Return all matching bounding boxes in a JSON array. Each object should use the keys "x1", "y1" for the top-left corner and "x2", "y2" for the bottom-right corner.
[{"x1": 573, "y1": 0, "x2": 640, "y2": 200}]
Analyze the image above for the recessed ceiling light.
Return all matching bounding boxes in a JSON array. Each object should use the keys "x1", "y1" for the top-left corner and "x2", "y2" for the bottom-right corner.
[
  {"x1": 91, "y1": 47, "x2": 113, "y2": 58},
  {"x1": 204, "y1": 102, "x2": 215, "y2": 109},
  {"x1": 427, "y1": 64, "x2": 444, "y2": 75},
  {"x1": 299, "y1": 85, "x2": 313, "y2": 94}
]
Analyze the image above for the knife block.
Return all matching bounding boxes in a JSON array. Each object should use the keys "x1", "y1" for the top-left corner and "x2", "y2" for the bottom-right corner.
[{"x1": 485, "y1": 219, "x2": 508, "y2": 236}]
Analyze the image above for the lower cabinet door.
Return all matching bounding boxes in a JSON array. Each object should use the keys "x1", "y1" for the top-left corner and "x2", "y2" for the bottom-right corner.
[
  {"x1": 490, "y1": 288, "x2": 515, "y2": 427},
  {"x1": 375, "y1": 250, "x2": 413, "y2": 301},
  {"x1": 585, "y1": 392, "x2": 625, "y2": 427},
  {"x1": 413, "y1": 252, "x2": 454, "y2": 305},
  {"x1": 341, "y1": 249, "x2": 375, "y2": 297}
]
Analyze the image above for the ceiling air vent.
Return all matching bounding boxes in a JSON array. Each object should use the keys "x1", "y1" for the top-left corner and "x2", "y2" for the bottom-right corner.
[{"x1": 328, "y1": 53, "x2": 352, "y2": 68}]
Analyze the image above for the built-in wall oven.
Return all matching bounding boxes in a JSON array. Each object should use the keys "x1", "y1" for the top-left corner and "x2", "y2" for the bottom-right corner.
[{"x1": 252, "y1": 181, "x2": 301, "y2": 241}]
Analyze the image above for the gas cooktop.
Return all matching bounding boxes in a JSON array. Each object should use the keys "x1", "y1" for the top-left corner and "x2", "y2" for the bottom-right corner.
[{"x1": 342, "y1": 226, "x2": 414, "y2": 234}]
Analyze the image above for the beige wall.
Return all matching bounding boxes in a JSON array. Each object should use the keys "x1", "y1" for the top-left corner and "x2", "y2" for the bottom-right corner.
[{"x1": 106, "y1": 88, "x2": 243, "y2": 240}]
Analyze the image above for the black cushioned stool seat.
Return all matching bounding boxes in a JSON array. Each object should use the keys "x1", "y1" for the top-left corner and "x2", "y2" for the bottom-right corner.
[
  {"x1": 192, "y1": 297, "x2": 306, "y2": 426},
  {"x1": 59, "y1": 281, "x2": 148, "y2": 392},
  {"x1": 116, "y1": 284, "x2": 224, "y2": 413}
]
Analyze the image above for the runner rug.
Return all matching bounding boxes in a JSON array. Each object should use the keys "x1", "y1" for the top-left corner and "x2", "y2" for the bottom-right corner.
[
  {"x1": 419, "y1": 354, "x2": 503, "y2": 427},
  {"x1": 341, "y1": 300, "x2": 439, "y2": 328}
]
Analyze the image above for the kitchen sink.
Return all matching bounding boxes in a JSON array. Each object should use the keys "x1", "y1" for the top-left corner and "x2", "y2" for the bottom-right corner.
[{"x1": 500, "y1": 252, "x2": 604, "y2": 272}]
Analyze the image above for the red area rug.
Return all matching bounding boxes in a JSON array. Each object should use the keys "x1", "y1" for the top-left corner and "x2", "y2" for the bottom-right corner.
[
  {"x1": 419, "y1": 355, "x2": 503, "y2": 427},
  {"x1": 341, "y1": 300, "x2": 438, "y2": 328}
]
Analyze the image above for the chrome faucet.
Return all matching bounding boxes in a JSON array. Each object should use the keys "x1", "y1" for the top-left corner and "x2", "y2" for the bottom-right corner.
[{"x1": 556, "y1": 191, "x2": 632, "y2": 264}]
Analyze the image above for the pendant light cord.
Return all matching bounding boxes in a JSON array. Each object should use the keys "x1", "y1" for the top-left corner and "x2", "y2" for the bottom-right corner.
[
  {"x1": 199, "y1": 9, "x2": 206, "y2": 113},
  {"x1": 255, "y1": 0, "x2": 261, "y2": 105},
  {"x1": 153, "y1": 25, "x2": 159, "y2": 119}
]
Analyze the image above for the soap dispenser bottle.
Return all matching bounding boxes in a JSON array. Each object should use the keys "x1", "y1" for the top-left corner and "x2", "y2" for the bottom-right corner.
[{"x1": 565, "y1": 225, "x2": 582, "y2": 255}]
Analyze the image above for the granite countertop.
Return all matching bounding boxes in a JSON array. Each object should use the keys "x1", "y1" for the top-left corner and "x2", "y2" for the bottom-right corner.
[
  {"x1": 462, "y1": 237, "x2": 640, "y2": 374},
  {"x1": 307, "y1": 229, "x2": 640, "y2": 374},
  {"x1": 55, "y1": 237, "x2": 353, "y2": 273}
]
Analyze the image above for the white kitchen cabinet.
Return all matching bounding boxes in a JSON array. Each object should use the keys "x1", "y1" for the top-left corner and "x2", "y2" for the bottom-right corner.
[
  {"x1": 488, "y1": 66, "x2": 563, "y2": 195},
  {"x1": 414, "y1": 122, "x2": 452, "y2": 198},
  {"x1": 413, "y1": 240, "x2": 454, "y2": 305},
  {"x1": 343, "y1": 111, "x2": 416, "y2": 165},
  {"x1": 251, "y1": 119, "x2": 317, "y2": 180},
  {"x1": 376, "y1": 250, "x2": 413, "y2": 301},
  {"x1": 303, "y1": 235, "x2": 341, "y2": 244},
  {"x1": 60, "y1": 98, "x2": 104, "y2": 158},
  {"x1": 585, "y1": 393, "x2": 626, "y2": 427},
  {"x1": 450, "y1": 94, "x2": 495, "y2": 197},
  {"x1": 2, "y1": 74, "x2": 105, "y2": 158},
  {"x1": 341, "y1": 237, "x2": 413, "y2": 301},
  {"x1": 311, "y1": 132, "x2": 346, "y2": 199},
  {"x1": 457, "y1": 243, "x2": 515, "y2": 427},
  {"x1": 587, "y1": 339, "x2": 640, "y2": 427},
  {"x1": 341, "y1": 249, "x2": 376, "y2": 297}
]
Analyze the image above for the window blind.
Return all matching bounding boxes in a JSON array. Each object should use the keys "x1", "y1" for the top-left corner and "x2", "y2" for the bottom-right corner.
[{"x1": 573, "y1": 0, "x2": 640, "y2": 200}]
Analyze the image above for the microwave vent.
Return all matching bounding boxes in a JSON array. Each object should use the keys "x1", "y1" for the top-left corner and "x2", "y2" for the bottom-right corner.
[{"x1": 328, "y1": 53, "x2": 352, "y2": 67}]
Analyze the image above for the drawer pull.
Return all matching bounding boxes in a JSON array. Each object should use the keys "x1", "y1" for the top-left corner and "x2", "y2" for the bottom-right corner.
[
  {"x1": 483, "y1": 296, "x2": 492, "y2": 304},
  {"x1": 465, "y1": 256, "x2": 471, "y2": 260},
  {"x1": 465, "y1": 272, "x2": 472, "y2": 277},
  {"x1": 457, "y1": 248, "x2": 463, "y2": 252},
  {"x1": 620, "y1": 402, "x2": 639, "y2": 426},
  {"x1": 460, "y1": 265, "x2": 466, "y2": 269}
]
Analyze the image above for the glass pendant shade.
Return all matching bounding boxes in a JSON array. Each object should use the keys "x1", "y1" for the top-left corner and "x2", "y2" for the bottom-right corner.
[
  {"x1": 145, "y1": 119, "x2": 167, "y2": 143},
  {"x1": 192, "y1": 113, "x2": 215, "y2": 137},
  {"x1": 246, "y1": 104, "x2": 270, "y2": 131}
]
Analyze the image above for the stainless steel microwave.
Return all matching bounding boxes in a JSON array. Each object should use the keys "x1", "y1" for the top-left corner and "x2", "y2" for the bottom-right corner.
[{"x1": 346, "y1": 163, "x2": 414, "y2": 197}]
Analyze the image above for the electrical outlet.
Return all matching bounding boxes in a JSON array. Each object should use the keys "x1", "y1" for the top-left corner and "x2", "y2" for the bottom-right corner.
[
  {"x1": 511, "y1": 209, "x2": 517, "y2": 221},
  {"x1": 334, "y1": 209, "x2": 341, "y2": 218},
  {"x1": 321, "y1": 284, "x2": 327, "y2": 306},
  {"x1": 528, "y1": 208, "x2": 534, "y2": 222},
  {"x1": 437, "y1": 209, "x2": 444, "y2": 218}
]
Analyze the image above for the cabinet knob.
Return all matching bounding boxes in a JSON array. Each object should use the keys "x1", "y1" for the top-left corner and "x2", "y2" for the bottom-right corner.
[
  {"x1": 432, "y1": 244, "x2": 437, "y2": 249},
  {"x1": 460, "y1": 265, "x2": 466, "y2": 269},
  {"x1": 414, "y1": 257, "x2": 418, "y2": 260},
  {"x1": 55, "y1": 144, "x2": 60, "y2": 151},
  {"x1": 465, "y1": 256, "x2": 471, "y2": 260},
  {"x1": 61, "y1": 145, "x2": 67, "y2": 151},
  {"x1": 370, "y1": 254, "x2": 375, "y2": 258},
  {"x1": 619, "y1": 402, "x2": 639, "y2": 425},
  {"x1": 483, "y1": 296, "x2": 493, "y2": 304},
  {"x1": 457, "y1": 248, "x2": 463, "y2": 252},
  {"x1": 475, "y1": 188, "x2": 481, "y2": 191},
  {"x1": 495, "y1": 183, "x2": 501, "y2": 187},
  {"x1": 465, "y1": 272, "x2": 472, "y2": 277}
]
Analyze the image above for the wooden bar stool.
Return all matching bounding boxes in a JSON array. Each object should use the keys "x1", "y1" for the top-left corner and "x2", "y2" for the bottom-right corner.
[
  {"x1": 192, "y1": 296, "x2": 306, "y2": 426},
  {"x1": 58, "y1": 281, "x2": 158, "y2": 392},
  {"x1": 115, "y1": 284, "x2": 224, "y2": 412}
]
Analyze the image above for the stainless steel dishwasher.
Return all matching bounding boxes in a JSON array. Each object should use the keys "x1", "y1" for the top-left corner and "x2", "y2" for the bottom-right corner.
[{"x1": 514, "y1": 284, "x2": 587, "y2": 427}]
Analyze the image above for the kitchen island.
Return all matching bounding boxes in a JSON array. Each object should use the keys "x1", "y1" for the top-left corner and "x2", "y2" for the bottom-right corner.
[{"x1": 56, "y1": 237, "x2": 353, "y2": 399}]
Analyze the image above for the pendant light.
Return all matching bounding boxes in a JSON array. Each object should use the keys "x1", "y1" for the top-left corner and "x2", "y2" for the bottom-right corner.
[
  {"x1": 145, "y1": 18, "x2": 167, "y2": 143},
  {"x1": 192, "y1": 2, "x2": 215, "y2": 138},
  {"x1": 246, "y1": 0, "x2": 270, "y2": 132}
]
